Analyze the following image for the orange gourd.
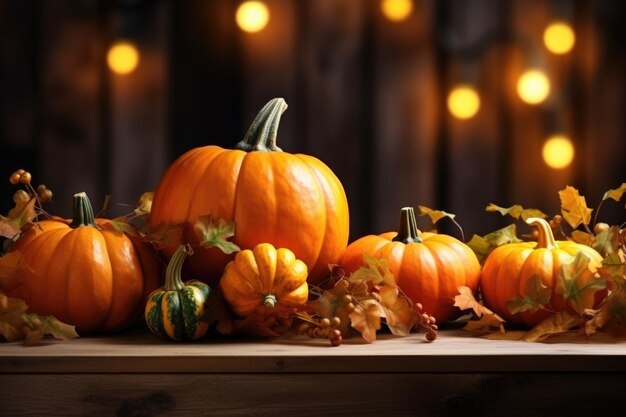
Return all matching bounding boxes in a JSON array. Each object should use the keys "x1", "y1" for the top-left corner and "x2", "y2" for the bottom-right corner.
[
  {"x1": 6, "y1": 192, "x2": 161, "y2": 333},
  {"x1": 220, "y1": 243, "x2": 309, "y2": 317},
  {"x1": 480, "y1": 217, "x2": 604, "y2": 327},
  {"x1": 150, "y1": 98, "x2": 349, "y2": 286},
  {"x1": 339, "y1": 207, "x2": 481, "y2": 324}
]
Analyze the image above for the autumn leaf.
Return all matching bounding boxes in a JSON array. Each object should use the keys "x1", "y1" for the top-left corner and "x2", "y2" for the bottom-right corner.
[
  {"x1": 593, "y1": 226, "x2": 621, "y2": 256},
  {"x1": 349, "y1": 253, "x2": 395, "y2": 287},
  {"x1": 521, "y1": 312, "x2": 584, "y2": 342},
  {"x1": 134, "y1": 192, "x2": 153, "y2": 218},
  {"x1": 145, "y1": 223, "x2": 185, "y2": 249},
  {"x1": 107, "y1": 218, "x2": 140, "y2": 236},
  {"x1": 559, "y1": 186, "x2": 593, "y2": 229},
  {"x1": 486, "y1": 204, "x2": 547, "y2": 221},
  {"x1": 598, "y1": 253, "x2": 626, "y2": 282},
  {"x1": 349, "y1": 302, "x2": 381, "y2": 343},
  {"x1": 464, "y1": 314, "x2": 506, "y2": 335},
  {"x1": 602, "y1": 183, "x2": 626, "y2": 202},
  {"x1": 194, "y1": 215, "x2": 241, "y2": 255},
  {"x1": 571, "y1": 230, "x2": 595, "y2": 247},
  {"x1": 557, "y1": 252, "x2": 606, "y2": 315},
  {"x1": 506, "y1": 274, "x2": 551, "y2": 315},
  {"x1": 454, "y1": 286, "x2": 486, "y2": 317},
  {"x1": 377, "y1": 285, "x2": 413, "y2": 336},
  {"x1": 7, "y1": 196, "x2": 37, "y2": 228},
  {"x1": 0, "y1": 215, "x2": 20, "y2": 240},
  {"x1": 0, "y1": 293, "x2": 78, "y2": 345},
  {"x1": 466, "y1": 234, "x2": 491, "y2": 263},
  {"x1": 484, "y1": 224, "x2": 523, "y2": 246},
  {"x1": 417, "y1": 205, "x2": 456, "y2": 224}
]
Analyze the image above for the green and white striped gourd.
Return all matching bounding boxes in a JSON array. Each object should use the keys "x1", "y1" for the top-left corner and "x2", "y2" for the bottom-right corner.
[{"x1": 145, "y1": 245, "x2": 211, "y2": 341}]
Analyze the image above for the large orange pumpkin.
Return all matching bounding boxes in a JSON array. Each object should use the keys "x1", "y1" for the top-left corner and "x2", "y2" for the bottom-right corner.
[
  {"x1": 339, "y1": 207, "x2": 481, "y2": 324},
  {"x1": 150, "y1": 98, "x2": 349, "y2": 286},
  {"x1": 6, "y1": 192, "x2": 161, "y2": 333},
  {"x1": 480, "y1": 217, "x2": 604, "y2": 327}
]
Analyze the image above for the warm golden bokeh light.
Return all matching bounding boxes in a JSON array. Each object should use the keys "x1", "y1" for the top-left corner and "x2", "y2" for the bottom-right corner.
[
  {"x1": 447, "y1": 85, "x2": 481, "y2": 120},
  {"x1": 380, "y1": 0, "x2": 413, "y2": 22},
  {"x1": 517, "y1": 69, "x2": 551, "y2": 105},
  {"x1": 236, "y1": 1, "x2": 270, "y2": 33},
  {"x1": 542, "y1": 134, "x2": 574, "y2": 169},
  {"x1": 543, "y1": 21, "x2": 576, "y2": 55},
  {"x1": 107, "y1": 41, "x2": 139, "y2": 75}
]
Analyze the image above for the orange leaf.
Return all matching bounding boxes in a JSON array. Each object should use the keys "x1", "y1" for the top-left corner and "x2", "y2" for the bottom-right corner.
[
  {"x1": 349, "y1": 302, "x2": 381, "y2": 343},
  {"x1": 463, "y1": 313, "x2": 506, "y2": 335},
  {"x1": 7, "y1": 196, "x2": 37, "y2": 228}
]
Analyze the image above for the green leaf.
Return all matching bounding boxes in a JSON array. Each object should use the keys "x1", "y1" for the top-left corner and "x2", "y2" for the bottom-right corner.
[
  {"x1": 598, "y1": 254, "x2": 626, "y2": 280},
  {"x1": 602, "y1": 183, "x2": 626, "y2": 202},
  {"x1": 557, "y1": 252, "x2": 606, "y2": 315},
  {"x1": 466, "y1": 234, "x2": 491, "y2": 263},
  {"x1": 417, "y1": 205, "x2": 455, "y2": 224},
  {"x1": 109, "y1": 218, "x2": 139, "y2": 236},
  {"x1": 484, "y1": 224, "x2": 523, "y2": 247},
  {"x1": 193, "y1": 215, "x2": 241, "y2": 255},
  {"x1": 506, "y1": 274, "x2": 551, "y2": 315},
  {"x1": 486, "y1": 204, "x2": 547, "y2": 221},
  {"x1": 559, "y1": 186, "x2": 593, "y2": 229},
  {"x1": 593, "y1": 226, "x2": 620, "y2": 256}
]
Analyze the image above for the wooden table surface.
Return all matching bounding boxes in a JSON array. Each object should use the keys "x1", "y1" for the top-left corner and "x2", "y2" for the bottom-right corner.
[{"x1": 2, "y1": 326, "x2": 626, "y2": 416}]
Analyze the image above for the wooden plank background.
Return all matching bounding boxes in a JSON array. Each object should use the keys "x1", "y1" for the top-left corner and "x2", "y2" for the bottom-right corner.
[{"x1": 0, "y1": 0, "x2": 624, "y2": 241}]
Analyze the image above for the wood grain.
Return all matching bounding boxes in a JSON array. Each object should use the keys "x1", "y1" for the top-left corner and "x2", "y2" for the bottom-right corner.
[{"x1": 2, "y1": 328, "x2": 625, "y2": 374}]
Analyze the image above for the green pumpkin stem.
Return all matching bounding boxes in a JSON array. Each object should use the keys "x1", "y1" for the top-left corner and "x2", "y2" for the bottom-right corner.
[
  {"x1": 70, "y1": 192, "x2": 97, "y2": 228},
  {"x1": 263, "y1": 294, "x2": 277, "y2": 309},
  {"x1": 392, "y1": 207, "x2": 423, "y2": 244},
  {"x1": 234, "y1": 98, "x2": 287, "y2": 152},
  {"x1": 527, "y1": 217, "x2": 558, "y2": 250},
  {"x1": 165, "y1": 245, "x2": 192, "y2": 291}
]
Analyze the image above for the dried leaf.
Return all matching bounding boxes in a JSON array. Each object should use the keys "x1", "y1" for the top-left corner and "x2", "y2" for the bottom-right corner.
[
  {"x1": 134, "y1": 192, "x2": 153, "y2": 218},
  {"x1": 107, "y1": 218, "x2": 140, "y2": 236},
  {"x1": 598, "y1": 253, "x2": 626, "y2": 282},
  {"x1": 593, "y1": 226, "x2": 621, "y2": 256},
  {"x1": 466, "y1": 234, "x2": 491, "y2": 263},
  {"x1": 22, "y1": 314, "x2": 79, "y2": 346},
  {"x1": 557, "y1": 252, "x2": 605, "y2": 315},
  {"x1": 506, "y1": 274, "x2": 551, "y2": 315},
  {"x1": 484, "y1": 224, "x2": 523, "y2": 247},
  {"x1": 602, "y1": 183, "x2": 626, "y2": 202},
  {"x1": 145, "y1": 223, "x2": 185, "y2": 249},
  {"x1": 559, "y1": 186, "x2": 593, "y2": 229},
  {"x1": 0, "y1": 215, "x2": 20, "y2": 239},
  {"x1": 463, "y1": 314, "x2": 506, "y2": 335},
  {"x1": 349, "y1": 302, "x2": 381, "y2": 343},
  {"x1": 571, "y1": 230, "x2": 595, "y2": 247},
  {"x1": 193, "y1": 215, "x2": 241, "y2": 255},
  {"x1": 417, "y1": 205, "x2": 455, "y2": 224},
  {"x1": 521, "y1": 312, "x2": 584, "y2": 342},
  {"x1": 349, "y1": 253, "x2": 394, "y2": 287},
  {"x1": 486, "y1": 204, "x2": 547, "y2": 221},
  {"x1": 7, "y1": 196, "x2": 37, "y2": 228},
  {"x1": 378, "y1": 286, "x2": 413, "y2": 336},
  {"x1": 454, "y1": 286, "x2": 490, "y2": 317}
]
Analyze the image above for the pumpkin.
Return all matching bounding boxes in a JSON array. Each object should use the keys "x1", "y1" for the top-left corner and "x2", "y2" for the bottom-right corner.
[
  {"x1": 339, "y1": 207, "x2": 481, "y2": 324},
  {"x1": 6, "y1": 192, "x2": 161, "y2": 333},
  {"x1": 144, "y1": 245, "x2": 212, "y2": 341},
  {"x1": 220, "y1": 243, "x2": 309, "y2": 317},
  {"x1": 150, "y1": 98, "x2": 349, "y2": 287},
  {"x1": 480, "y1": 217, "x2": 604, "y2": 327}
]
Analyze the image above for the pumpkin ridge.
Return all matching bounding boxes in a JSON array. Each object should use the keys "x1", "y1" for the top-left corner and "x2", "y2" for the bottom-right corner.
[{"x1": 185, "y1": 147, "x2": 229, "y2": 225}]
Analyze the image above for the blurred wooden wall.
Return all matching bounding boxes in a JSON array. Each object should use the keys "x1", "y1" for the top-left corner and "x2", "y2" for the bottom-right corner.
[{"x1": 1, "y1": 0, "x2": 624, "y2": 241}]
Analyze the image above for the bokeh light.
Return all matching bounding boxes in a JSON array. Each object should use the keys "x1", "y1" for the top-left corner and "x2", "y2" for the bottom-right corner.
[
  {"x1": 107, "y1": 41, "x2": 139, "y2": 75},
  {"x1": 380, "y1": 0, "x2": 413, "y2": 22},
  {"x1": 517, "y1": 69, "x2": 551, "y2": 105},
  {"x1": 542, "y1": 134, "x2": 575, "y2": 169},
  {"x1": 543, "y1": 21, "x2": 576, "y2": 55},
  {"x1": 236, "y1": 1, "x2": 270, "y2": 33},
  {"x1": 447, "y1": 85, "x2": 481, "y2": 120}
]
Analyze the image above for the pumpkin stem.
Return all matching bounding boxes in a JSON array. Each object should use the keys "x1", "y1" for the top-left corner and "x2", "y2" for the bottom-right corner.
[
  {"x1": 392, "y1": 207, "x2": 423, "y2": 244},
  {"x1": 70, "y1": 192, "x2": 97, "y2": 228},
  {"x1": 165, "y1": 245, "x2": 192, "y2": 291},
  {"x1": 234, "y1": 98, "x2": 286, "y2": 152},
  {"x1": 527, "y1": 217, "x2": 558, "y2": 250},
  {"x1": 263, "y1": 294, "x2": 277, "y2": 309}
]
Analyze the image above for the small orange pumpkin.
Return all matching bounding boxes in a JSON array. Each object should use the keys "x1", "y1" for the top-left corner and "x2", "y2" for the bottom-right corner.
[
  {"x1": 480, "y1": 217, "x2": 604, "y2": 327},
  {"x1": 220, "y1": 243, "x2": 309, "y2": 317},
  {"x1": 339, "y1": 207, "x2": 481, "y2": 324},
  {"x1": 150, "y1": 98, "x2": 349, "y2": 287},
  {"x1": 6, "y1": 192, "x2": 161, "y2": 333}
]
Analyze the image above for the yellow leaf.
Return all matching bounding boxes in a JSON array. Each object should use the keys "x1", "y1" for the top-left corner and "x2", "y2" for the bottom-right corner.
[
  {"x1": 463, "y1": 314, "x2": 506, "y2": 335},
  {"x1": 134, "y1": 192, "x2": 154, "y2": 218},
  {"x1": 349, "y1": 303, "x2": 381, "y2": 343},
  {"x1": 417, "y1": 205, "x2": 456, "y2": 223},
  {"x1": 521, "y1": 312, "x2": 584, "y2": 342},
  {"x1": 603, "y1": 183, "x2": 626, "y2": 202},
  {"x1": 559, "y1": 186, "x2": 593, "y2": 229}
]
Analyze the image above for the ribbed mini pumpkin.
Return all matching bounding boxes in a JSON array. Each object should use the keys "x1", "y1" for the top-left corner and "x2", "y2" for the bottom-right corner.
[
  {"x1": 220, "y1": 243, "x2": 309, "y2": 317},
  {"x1": 480, "y1": 217, "x2": 604, "y2": 327},
  {"x1": 339, "y1": 207, "x2": 481, "y2": 324},
  {"x1": 150, "y1": 98, "x2": 349, "y2": 287},
  {"x1": 6, "y1": 192, "x2": 161, "y2": 333}
]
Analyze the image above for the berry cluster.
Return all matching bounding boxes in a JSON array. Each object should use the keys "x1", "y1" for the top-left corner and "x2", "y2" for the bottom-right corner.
[
  {"x1": 8, "y1": 169, "x2": 53, "y2": 204},
  {"x1": 295, "y1": 315, "x2": 344, "y2": 346},
  {"x1": 413, "y1": 302, "x2": 438, "y2": 342}
]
